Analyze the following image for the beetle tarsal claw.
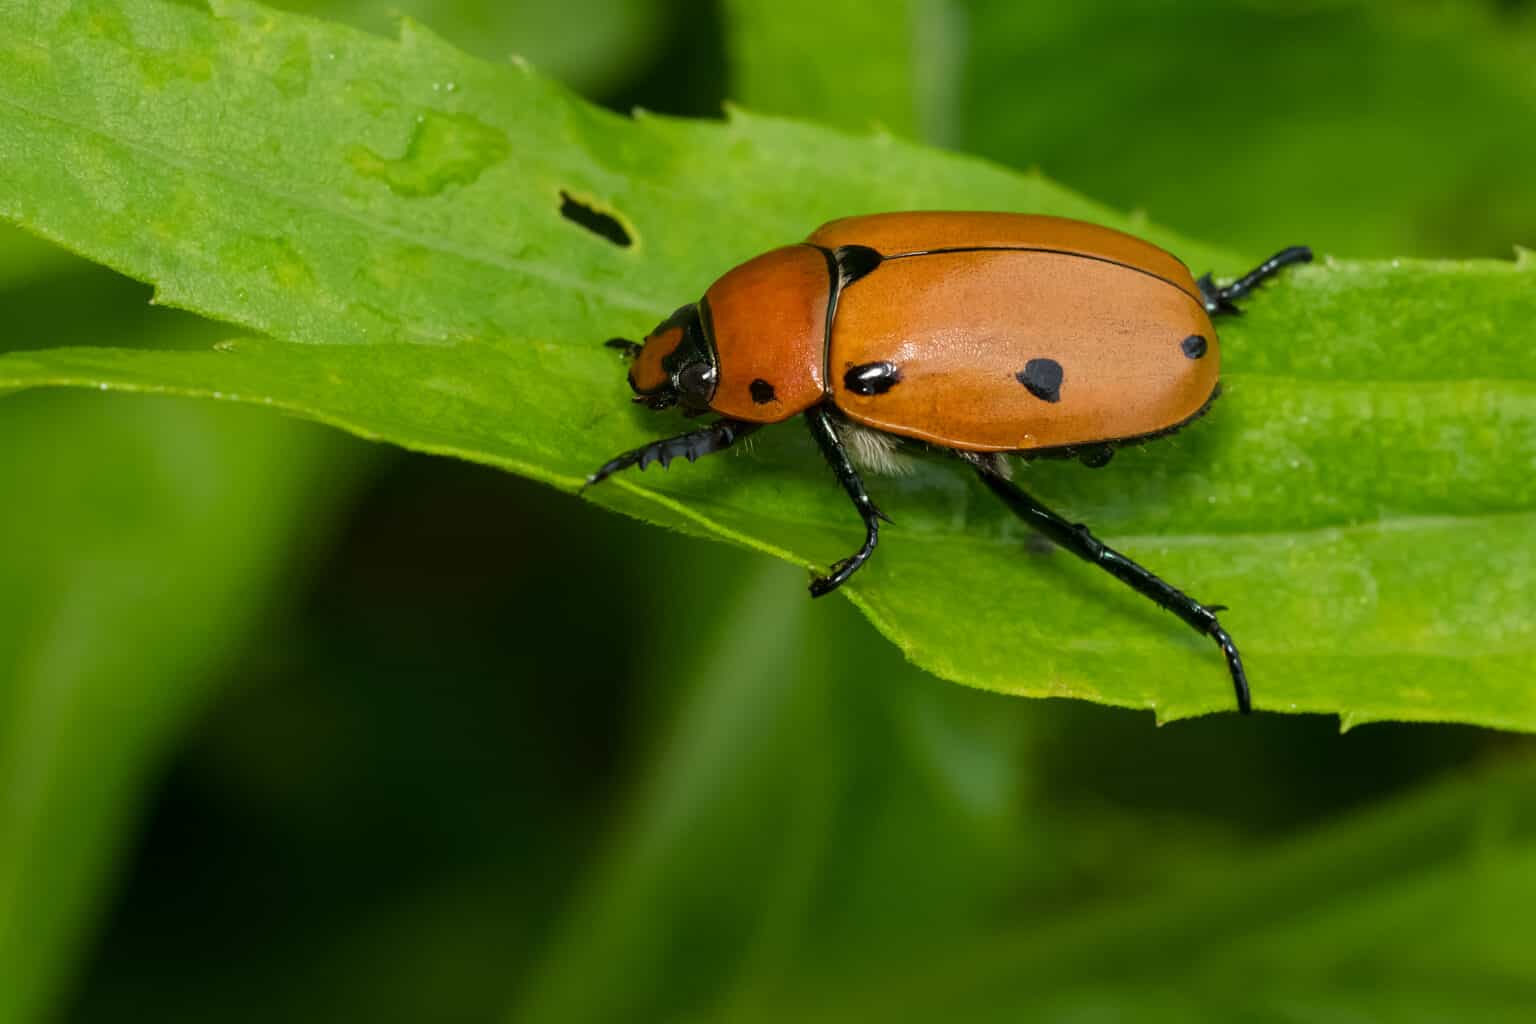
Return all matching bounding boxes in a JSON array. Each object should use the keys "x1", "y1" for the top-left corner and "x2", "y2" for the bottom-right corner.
[{"x1": 808, "y1": 567, "x2": 846, "y2": 598}]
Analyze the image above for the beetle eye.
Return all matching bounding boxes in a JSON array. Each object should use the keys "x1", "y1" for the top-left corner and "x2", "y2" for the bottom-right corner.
[{"x1": 675, "y1": 362, "x2": 718, "y2": 408}]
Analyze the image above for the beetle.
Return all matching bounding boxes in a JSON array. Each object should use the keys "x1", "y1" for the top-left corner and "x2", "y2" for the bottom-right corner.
[{"x1": 586, "y1": 212, "x2": 1311, "y2": 713}]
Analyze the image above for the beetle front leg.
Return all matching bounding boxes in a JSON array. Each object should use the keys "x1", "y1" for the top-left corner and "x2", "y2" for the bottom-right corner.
[
  {"x1": 974, "y1": 467, "x2": 1252, "y2": 714},
  {"x1": 584, "y1": 419, "x2": 760, "y2": 490},
  {"x1": 804, "y1": 406, "x2": 891, "y2": 597}
]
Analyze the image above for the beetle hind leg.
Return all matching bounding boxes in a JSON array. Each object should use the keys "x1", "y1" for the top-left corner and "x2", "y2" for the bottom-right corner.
[
  {"x1": 1199, "y1": 245, "x2": 1313, "y2": 316},
  {"x1": 805, "y1": 407, "x2": 890, "y2": 597},
  {"x1": 956, "y1": 449, "x2": 1014, "y2": 479},
  {"x1": 973, "y1": 465, "x2": 1252, "y2": 714}
]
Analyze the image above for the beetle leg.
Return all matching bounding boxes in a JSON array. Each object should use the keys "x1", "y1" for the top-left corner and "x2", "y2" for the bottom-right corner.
[
  {"x1": 584, "y1": 419, "x2": 759, "y2": 491},
  {"x1": 1199, "y1": 245, "x2": 1313, "y2": 316},
  {"x1": 805, "y1": 406, "x2": 890, "y2": 597},
  {"x1": 973, "y1": 466, "x2": 1252, "y2": 714},
  {"x1": 1077, "y1": 444, "x2": 1115, "y2": 469},
  {"x1": 956, "y1": 449, "x2": 1014, "y2": 479}
]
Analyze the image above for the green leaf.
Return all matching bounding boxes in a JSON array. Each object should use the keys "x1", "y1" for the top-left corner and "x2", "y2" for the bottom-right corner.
[
  {"x1": 269, "y1": 0, "x2": 665, "y2": 94},
  {"x1": 0, "y1": 229, "x2": 360, "y2": 1021},
  {"x1": 960, "y1": 0, "x2": 1536, "y2": 259},
  {"x1": 722, "y1": 0, "x2": 966, "y2": 143},
  {"x1": 0, "y1": 223, "x2": 78, "y2": 289},
  {"x1": 0, "y1": 392, "x2": 348, "y2": 1024},
  {"x1": 1, "y1": 0, "x2": 1533, "y2": 728},
  {"x1": 518, "y1": 560, "x2": 1035, "y2": 1024},
  {"x1": 747, "y1": 759, "x2": 1536, "y2": 1022}
]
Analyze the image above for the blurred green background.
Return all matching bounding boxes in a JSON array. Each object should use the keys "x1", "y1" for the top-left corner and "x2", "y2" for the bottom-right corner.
[{"x1": 3, "y1": 1, "x2": 1535, "y2": 1021}]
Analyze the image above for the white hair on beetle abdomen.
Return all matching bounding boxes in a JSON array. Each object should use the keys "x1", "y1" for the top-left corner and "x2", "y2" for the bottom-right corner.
[
  {"x1": 832, "y1": 418, "x2": 915, "y2": 475},
  {"x1": 831, "y1": 417, "x2": 1018, "y2": 479}
]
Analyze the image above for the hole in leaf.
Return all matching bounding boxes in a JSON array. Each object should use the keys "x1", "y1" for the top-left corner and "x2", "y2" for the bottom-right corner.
[{"x1": 559, "y1": 191, "x2": 632, "y2": 247}]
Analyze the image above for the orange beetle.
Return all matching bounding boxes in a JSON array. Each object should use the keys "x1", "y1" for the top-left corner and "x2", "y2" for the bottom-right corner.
[{"x1": 589, "y1": 213, "x2": 1311, "y2": 713}]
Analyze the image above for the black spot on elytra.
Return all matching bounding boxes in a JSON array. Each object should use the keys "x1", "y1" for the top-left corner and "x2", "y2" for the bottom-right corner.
[
  {"x1": 750, "y1": 378, "x2": 776, "y2": 404},
  {"x1": 559, "y1": 191, "x2": 632, "y2": 247},
  {"x1": 1017, "y1": 358, "x2": 1063, "y2": 403},
  {"x1": 844, "y1": 361, "x2": 901, "y2": 396},
  {"x1": 1181, "y1": 334, "x2": 1208, "y2": 359}
]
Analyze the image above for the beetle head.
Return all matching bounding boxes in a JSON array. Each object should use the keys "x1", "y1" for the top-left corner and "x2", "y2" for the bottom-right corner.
[{"x1": 620, "y1": 303, "x2": 719, "y2": 413}]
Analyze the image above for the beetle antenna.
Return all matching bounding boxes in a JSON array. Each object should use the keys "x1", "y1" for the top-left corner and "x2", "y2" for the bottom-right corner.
[
  {"x1": 1199, "y1": 245, "x2": 1313, "y2": 316},
  {"x1": 605, "y1": 337, "x2": 643, "y2": 359}
]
